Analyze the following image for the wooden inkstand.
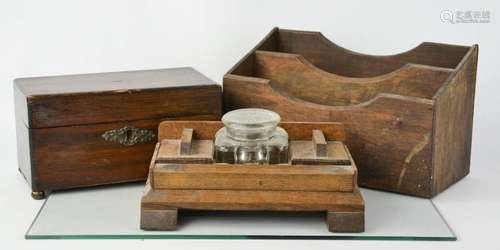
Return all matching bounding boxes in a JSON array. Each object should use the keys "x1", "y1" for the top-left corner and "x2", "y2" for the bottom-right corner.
[{"x1": 140, "y1": 118, "x2": 365, "y2": 233}]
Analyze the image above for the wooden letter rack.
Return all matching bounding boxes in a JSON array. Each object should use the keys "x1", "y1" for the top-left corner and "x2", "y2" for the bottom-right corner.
[{"x1": 140, "y1": 121, "x2": 365, "y2": 232}]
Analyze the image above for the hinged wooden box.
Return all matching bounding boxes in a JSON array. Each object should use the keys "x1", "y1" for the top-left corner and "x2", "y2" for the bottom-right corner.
[
  {"x1": 14, "y1": 67, "x2": 222, "y2": 199},
  {"x1": 223, "y1": 28, "x2": 478, "y2": 197}
]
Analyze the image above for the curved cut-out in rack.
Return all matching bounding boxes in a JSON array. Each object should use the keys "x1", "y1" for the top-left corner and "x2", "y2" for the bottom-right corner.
[
  {"x1": 223, "y1": 27, "x2": 478, "y2": 198},
  {"x1": 254, "y1": 51, "x2": 452, "y2": 106},
  {"x1": 141, "y1": 120, "x2": 365, "y2": 233}
]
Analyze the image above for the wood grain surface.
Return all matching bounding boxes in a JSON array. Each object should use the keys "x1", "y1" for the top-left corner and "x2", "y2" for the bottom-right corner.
[
  {"x1": 224, "y1": 76, "x2": 435, "y2": 197},
  {"x1": 142, "y1": 119, "x2": 364, "y2": 232},
  {"x1": 158, "y1": 121, "x2": 346, "y2": 141},
  {"x1": 255, "y1": 50, "x2": 452, "y2": 106},
  {"x1": 431, "y1": 45, "x2": 478, "y2": 196},
  {"x1": 157, "y1": 139, "x2": 214, "y2": 164},
  {"x1": 142, "y1": 187, "x2": 364, "y2": 212},
  {"x1": 29, "y1": 115, "x2": 219, "y2": 192},
  {"x1": 223, "y1": 27, "x2": 478, "y2": 197},
  {"x1": 153, "y1": 163, "x2": 355, "y2": 192},
  {"x1": 14, "y1": 68, "x2": 221, "y2": 128},
  {"x1": 14, "y1": 68, "x2": 223, "y2": 196},
  {"x1": 290, "y1": 141, "x2": 351, "y2": 165}
]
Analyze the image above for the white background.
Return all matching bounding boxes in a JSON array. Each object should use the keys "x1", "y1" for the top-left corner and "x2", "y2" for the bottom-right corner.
[{"x1": 1, "y1": 0, "x2": 499, "y2": 249}]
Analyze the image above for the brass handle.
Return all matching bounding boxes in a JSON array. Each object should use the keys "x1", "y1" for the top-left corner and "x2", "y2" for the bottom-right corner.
[{"x1": 101, "y1": 126, "x2": 155, "y2": 146}]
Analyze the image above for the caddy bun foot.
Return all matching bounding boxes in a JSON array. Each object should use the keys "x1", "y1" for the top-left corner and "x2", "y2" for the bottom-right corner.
[{"x1": 31, "y1": 191, "x2": 45, "y2": 200}]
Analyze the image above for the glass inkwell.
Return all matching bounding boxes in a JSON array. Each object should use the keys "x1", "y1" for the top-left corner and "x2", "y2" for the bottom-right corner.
[{"x1": 214, "y1": 108, "x2": 289, "y2": 164}]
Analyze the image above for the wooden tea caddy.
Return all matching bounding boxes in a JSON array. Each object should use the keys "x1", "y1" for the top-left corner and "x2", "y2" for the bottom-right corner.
[
  {"x1": 14, "y1": 67, "x2": 221, "y2": 199},
  {"x1": 140, "y1": 121, "x2": 364, "y2": 233}
]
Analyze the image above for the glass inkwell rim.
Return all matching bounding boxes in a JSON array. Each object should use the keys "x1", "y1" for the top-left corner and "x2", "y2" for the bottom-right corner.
[{"x1": 221, "y1": 108, "x2": 281, "y2": 142}]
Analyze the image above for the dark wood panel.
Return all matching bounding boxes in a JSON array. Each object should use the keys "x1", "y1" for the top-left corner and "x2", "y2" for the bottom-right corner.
[
  {"x1": 275, "y1": 29, "x2": 469, "y2": 78},
  {"x1": 24, "y1": 85, "x2": 221, "y2": 128},
  {"x1": 229, "y1": 28, "x2": 469, "y2": 81},
  {"x1": 431, "y1": 45, "x2": 478, "y2": 195},
  {"x1": 29, "y1": 114, "x2": 219, "y2": 192},
  {"x1": 15, "y1": 67, "x2": 216, "y2": 96}
]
